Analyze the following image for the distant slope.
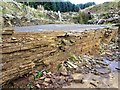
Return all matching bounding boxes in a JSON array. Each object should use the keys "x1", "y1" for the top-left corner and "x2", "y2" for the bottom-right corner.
[
  {"x1": 82, "y1": 2, "x2": 118, "y2": 13},
  {"x1": 0, "y1": 1, "x2": 73, "y2": 27}
]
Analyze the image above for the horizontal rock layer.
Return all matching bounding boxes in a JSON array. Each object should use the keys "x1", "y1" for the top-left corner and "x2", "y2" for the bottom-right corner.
[{"x1": 0, "y1": 28, "x2": 118, "y2": 84}]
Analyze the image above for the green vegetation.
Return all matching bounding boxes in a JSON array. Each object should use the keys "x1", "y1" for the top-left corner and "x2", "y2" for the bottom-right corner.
[
  {"x1": 118, "y1": 1, "x2": 120, "y2": 9},
  {"x1": 69, "y1": 54, "x2": 78, "y2": 62},
  {"x1": 84, "y1": 2, "x2": 118, "y2": 14},
  {"x1": 57, "y1": 64, "x2": 62, "y2": 70},
  {"x1": 20, "y1": 0, "x2": 95, "y2": 12},
  {"x1": 0, "y1": 1, "x2": 46, "y2": 18},
  {"x1": 73, "y1": 11, "x2": 91, "y2": 24},
  {"x1": 34, "y1": 71, "x2": 43, "y2": 79},
  {"x1": 34, "y1": 70, "x2": 49, "y2": 79},
  {"x1": 27, "y1": 82, "x2": 33, "y2": 88},
  {"x1": 77, "y1": 2, "x2": 95, "y2": 9}
]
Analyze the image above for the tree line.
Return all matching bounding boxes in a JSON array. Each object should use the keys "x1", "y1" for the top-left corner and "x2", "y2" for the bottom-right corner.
[
  {"x1": 20, "y1": 0, "x2": 96, "y2": 12},
  {"x1": 77, "y1": 2, "x2": 96, "y2": 9}
]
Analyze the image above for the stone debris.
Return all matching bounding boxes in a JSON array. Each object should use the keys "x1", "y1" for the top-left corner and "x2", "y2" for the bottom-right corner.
[
  {"x1": 115, "y1": 67, "x2": 120, "y2": 71},
  {"x1": 61, "y1": 54, "x2": 111, "y2": 75},
  {"x1": 2, "y1": 28, "x2": 14, "y2": 35},
  {"x1": 87, "y1": 8, "x2": 120, "y2": 24},
  {"x1": 59, "y1": 33, "x2": 119, "y2": 77},
  {"x1": 11, "y1": 37, "x2": 16, "y2": 40},
  {"x1": 30, "y1": 70, "x2": 73, "y2": 88},
  {"x1": 1, "y1": 28, "x2": 118, "y2": 87},
  {"x1": 60, "y1": 72, "x2": 68, "y2": 76},
  {"x1": 72, "y1": 73, "x2": 84, "y2": 83},
  {"x1": 44, "y1": 78, "x2": 51, "y2": 83},
  {"x1": 36, "y1": 84, "x2": 41, "y2": 88},
  {"x1": 90, "y1": 81, "x2": 98, "y2": 87},
  {"x1": 66, "y1": 61, "x2": 78, "y2": 69}
]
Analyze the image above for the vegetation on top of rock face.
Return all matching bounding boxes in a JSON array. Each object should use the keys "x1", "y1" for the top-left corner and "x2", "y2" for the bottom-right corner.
[
  {"x1": 1, "y1": 0, "x2": 119, "y2": 26},
  {"x1": 84, "y1": 1, "x2": 120, "y2": 24},
  {"x1": 20, "y1": 1, "x2": 79, "y2": 12},
  {"x1": 0, "y1": 1, "x2": 46, "y2": 18},
  {"x1": 20, "y1": 1, "x2": 95, "y2": 12},
  {"x1": 73, "y1": 11, "x2": 92, "y2": 24},
  {"x1": 83, "y1": 2, "x2": 118, "y2": 14},
  {"x1": 1, "y1": 1, "x2": 76, "y2": 27},
  {"x1": 77, "y1": 2, "x2": 96, "y2": 9}
]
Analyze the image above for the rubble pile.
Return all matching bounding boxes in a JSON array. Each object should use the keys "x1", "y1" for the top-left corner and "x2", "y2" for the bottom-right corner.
[
  {"x1": 31, "y1": 70, "x2": 73, "y2": 88},
  {"x1": 60, "y1": 31, "x2": 119, "y2": 75},
  {"x1": 63, "y1": 34, "x2": 119, "y2": 88},
  {"x1": 61, "y1": 55, "x2": 111, "y2": 75},
  {"x1": 5, "y1": 70, "x2": 73, "y2": 88},
  {"x1": 88, "y1": 9, "x2": 120, "y2": 24}
]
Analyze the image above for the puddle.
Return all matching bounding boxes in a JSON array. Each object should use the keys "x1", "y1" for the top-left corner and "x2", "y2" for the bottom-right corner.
[
  {"x1": 103, "y1": 58, "x2": 120, "y2": 72},
  {"x1": 95, "y1": 67, "x2": 111, "y2": 74}
]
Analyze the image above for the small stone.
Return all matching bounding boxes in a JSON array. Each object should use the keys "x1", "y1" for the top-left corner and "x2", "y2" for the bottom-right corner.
[
  {"x1": 60, "y1": 72, "x2": 68, "y2": 76},
  {"x1": 72, "y1": 73, "x2": 82, "y2": 80},
  {"x1": 92, "y1": 78, "x2": 96, "y2": 81},
  {"x1": 2, "y1": 28, "x2": 14, "y2": 35},
  {"x1": 58, "y1": 79, "x2": 66, "y2": 85},
  {"x1": 74, "y1": 78, "x2": 84, "y2": 83},
  {"x1": 105, "y1": 52, "x2": 113, "y2": 56},
  {"x1": 59, "y1": 76, "x2": 65, "y2": 80},
  {"x1": 43, "y1": 71, "x2": 47, "y2": 75},
  {"x1": 29, "y1": 38, "x2": 34, "y2": 40},
  {"x1": 42, "y1": 82, "x2": 49, "y2": 86},
  {"x1": 95, "y1": 67, "x2": 111, "y2": 74},
  {"x1": 43, "y1": 36, "x2": 46, "y2": 38},
  {"x1": 47, "y1": 72, "x2": 52, "y2": 75},
  {"x1": 70, "y1": 39, "x2": 75, "y2": 43},
  {"x1": 115, "y1": 67, "x2": 120, "y2": 70},
  {"x1": 90, "y1": 81, "x2": 98, "y2": 87},
  {"x1": 51, "y1": 78, "x2": 56, "y2": 83},
  {"x1": 46, "y1": 74, "x2": 52, "y2": 78},
  {"x1": 66, "y1": 61, "x2": 78, "y2": 69},
  {"x1": 44, "y1": 78, "x2": 51, "y2": 83},
  {"x1": 54, "y1": 77, "x2": 61, "y2": 82},
  {"x1": 67, "y1": 78, "x2": 73, "y2": 82},
  {"x1": 38, "y1": 80, "x2": 44, "y2": 84},
  {"x1": 59, "y1": 64, "x2": 67, "y2": 72},
  {"x1": 11, "y1": 37, "x2": 16, "y2": 40},
  {"x1": 36, "y1": 84, "x2": 41, "y2": 88},
  {"x1": 40, "y1": 77, "x2": 45, "y2": 80},
  {"x1": 72, "y1": 73, "x2": 84, "y2": 83}
]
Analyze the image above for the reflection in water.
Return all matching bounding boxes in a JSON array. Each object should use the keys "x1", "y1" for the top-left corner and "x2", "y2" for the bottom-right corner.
[{"x1": 103, "y1": 58, "x2": 120, "y2": 72}]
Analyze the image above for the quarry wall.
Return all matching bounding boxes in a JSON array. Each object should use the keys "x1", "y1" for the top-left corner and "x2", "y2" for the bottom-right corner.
[{"x1": 1, "y1": 28, "x2": 118, "y2": 84}]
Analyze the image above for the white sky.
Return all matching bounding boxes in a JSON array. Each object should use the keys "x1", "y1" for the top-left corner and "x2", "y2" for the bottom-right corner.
[{"x1": 69, "y1": 0, "x2": 115, "y2": 4}]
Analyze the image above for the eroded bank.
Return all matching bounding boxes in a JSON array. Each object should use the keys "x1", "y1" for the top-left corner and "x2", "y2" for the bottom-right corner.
[{"x1": 1, "y1": 27, "x2": 118, "y2": 85}]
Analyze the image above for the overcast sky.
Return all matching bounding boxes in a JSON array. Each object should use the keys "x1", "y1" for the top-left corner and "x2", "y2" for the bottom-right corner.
[{"x1": 69, "y1": 0, "x2": 114, "y2": 4}]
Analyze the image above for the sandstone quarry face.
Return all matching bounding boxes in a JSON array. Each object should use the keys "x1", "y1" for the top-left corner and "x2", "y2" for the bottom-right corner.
[{"x1": 0, "y1": 27, "x2": 118, "y2": 85}]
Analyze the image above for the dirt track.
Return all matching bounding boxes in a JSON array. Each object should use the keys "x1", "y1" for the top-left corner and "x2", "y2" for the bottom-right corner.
[{"x1": 15, "y1": 24, "x2": 109, "y2": 32}]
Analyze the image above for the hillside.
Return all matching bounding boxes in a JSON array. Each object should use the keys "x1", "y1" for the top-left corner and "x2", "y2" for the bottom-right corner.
[
  {"x1": 83, "y1": 2, "x2": 119, "y2": 14},
  {"x1": 1, "y1": 0, "x2": 119, "y2": 27},
  {"x1": 83, "y1": 1, "x2": 120, "y2": 24},
  {"x1": 0, "y1": 1, "x2": 75, "y2": 27}
]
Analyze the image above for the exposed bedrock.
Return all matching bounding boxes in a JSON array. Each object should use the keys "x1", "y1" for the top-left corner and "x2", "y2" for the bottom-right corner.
[{"x1": 0, "y1": 27, "x2": 118, "y2": 84}]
